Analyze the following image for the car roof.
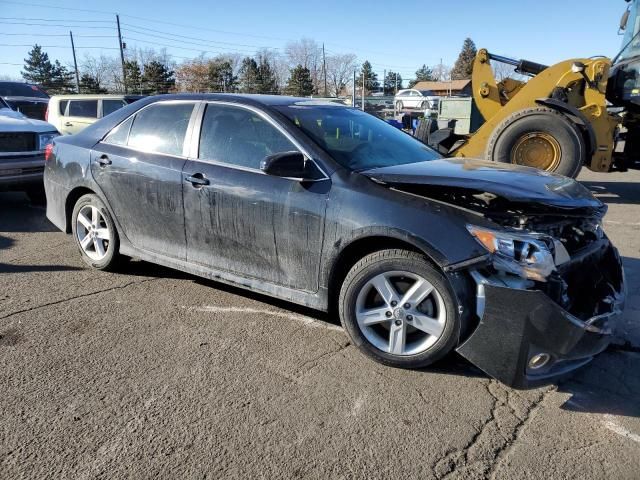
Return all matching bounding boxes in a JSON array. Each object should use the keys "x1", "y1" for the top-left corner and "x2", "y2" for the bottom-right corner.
[
  {"x1": 140, "y1": 93, "x2": 344, "y2": 107},
  {"x1": 49, "y1": 94, "x2": 138, "y2": 100}
]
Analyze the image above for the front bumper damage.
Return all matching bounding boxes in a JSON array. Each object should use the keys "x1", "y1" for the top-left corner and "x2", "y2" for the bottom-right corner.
[{"x1": 456, "y1": 240, "x2": 625, "y2": 389}]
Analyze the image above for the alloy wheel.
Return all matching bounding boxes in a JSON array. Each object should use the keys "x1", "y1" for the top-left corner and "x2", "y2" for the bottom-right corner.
[
  {"x1": 355, "y1": 271, "x2": 446, "y2": 356},
  {"x1": 76, "y1": 205, "x2": 110, "y2": 261}
]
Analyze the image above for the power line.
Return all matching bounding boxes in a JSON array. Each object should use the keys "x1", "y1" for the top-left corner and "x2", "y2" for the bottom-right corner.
[
  {"x1": 0, "y1": 43, "x2": 119, "y2": 50},
  {"x1": 0, "y1": 32, "x2": 113, "y2": 38},
  {"x1": 0, "y1": 16, "x2": 112, "y2": 23},
  {"x1": 0, "y1": 20, "x2": 114, "y2": 29}
]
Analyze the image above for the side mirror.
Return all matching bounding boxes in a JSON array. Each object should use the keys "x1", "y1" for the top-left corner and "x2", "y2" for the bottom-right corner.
[{"x1": 260, "y1": 151, "x2": 324, "y2": 181}]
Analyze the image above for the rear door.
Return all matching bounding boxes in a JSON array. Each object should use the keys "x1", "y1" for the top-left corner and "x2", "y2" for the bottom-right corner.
[
  {"x1": 62, "y1": 99, "x2": 99, "y2": 134},
  {"x1": 182, "y1": 102, "x2": 328, "y2": 291},
  {"x1": 90, "y1": 100, "x2": 198, "y2": 260}
]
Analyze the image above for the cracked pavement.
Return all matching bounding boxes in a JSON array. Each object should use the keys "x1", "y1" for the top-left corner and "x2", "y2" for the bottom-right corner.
[{"x1": 1, "y1": 167, "x2": 640, "y2": 479}]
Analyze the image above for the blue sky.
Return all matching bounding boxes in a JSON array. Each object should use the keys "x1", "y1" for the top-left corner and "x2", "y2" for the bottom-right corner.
[{"x1": 0, "y1": 0, "x2": 629, "y2": 82}]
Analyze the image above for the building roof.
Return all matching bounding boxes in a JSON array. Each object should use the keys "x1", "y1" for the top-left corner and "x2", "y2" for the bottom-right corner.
[{"x1": 413, "y1": 80, "x2": 471, "y2": 92}]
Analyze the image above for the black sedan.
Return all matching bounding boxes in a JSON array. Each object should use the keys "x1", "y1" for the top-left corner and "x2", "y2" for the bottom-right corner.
[{"x1": 44, "y1": 94, "x2": 625, "y2": 388}]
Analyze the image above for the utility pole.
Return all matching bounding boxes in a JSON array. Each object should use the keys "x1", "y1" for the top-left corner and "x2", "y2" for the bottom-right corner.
[
  {"x1": 322, "y1": 43, "x2": 327, "y2": 97},
  {"x1": 395, "y1": 72, "x2": 398, "y2": 93},
  {"x1": 352, "y1": 70, "x2": 356, "y2": 107},
  {"x1": 116, "y1": 14, "x2": 127, "y2": 93},
  {"x1": 383, "y1": 69, "x2": 386, "y2": 95},
  {"x1": 69, "y1": 31, "x2": 80, "y2": 93},
  {"x1": 361, "y1": 71, "x2": 365, "y2": 111}
]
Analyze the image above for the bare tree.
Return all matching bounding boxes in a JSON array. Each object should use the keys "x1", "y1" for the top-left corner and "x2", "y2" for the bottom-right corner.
[
  {"x1": 80, "y1": 53, "x2": 121, "y2": 92},
  {"x1": 285, "y1": 38, "x2": 322, "y2": 92},
  {"x1": 326, "y1": 53, "x2": 357, "y2": 97},
  {"x1": 431, "y1": 63, "x2": 451, "y2": 82}
]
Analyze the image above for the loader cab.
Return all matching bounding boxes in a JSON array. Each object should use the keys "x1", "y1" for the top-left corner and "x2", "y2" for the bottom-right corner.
[{"x1": 608, "y1": 0, "x2": 640, "y2": 108}]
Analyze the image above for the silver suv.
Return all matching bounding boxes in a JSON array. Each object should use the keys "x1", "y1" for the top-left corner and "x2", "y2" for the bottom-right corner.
[{"x1": 0, "y1": 97, "x2": 59, "y2": 201}]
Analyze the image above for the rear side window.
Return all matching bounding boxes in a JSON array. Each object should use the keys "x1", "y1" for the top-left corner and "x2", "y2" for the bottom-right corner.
[
  {"x1": 59, "y1": 100, "x2": 69, "y2": 115},
  {"x1": 127, "y1": 102, "x2": 194, "y2": 156},
  {"x1": 102, "y1": 99, "x2": 127, "y2": 117},
  {"x1": 103, "y1": 116, "x2": 134, "y2": 146},
  {"x1": 198, "y1": 103, "x2": 296, "y2": 170},
  {"x1": 68, "y1": 100, "x2": 98, "y2": 118}
]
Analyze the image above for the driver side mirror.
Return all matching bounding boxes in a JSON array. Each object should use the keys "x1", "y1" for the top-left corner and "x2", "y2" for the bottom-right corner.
[{"x1": 260, "y1": 151, "x2": 324, "y2": 181}]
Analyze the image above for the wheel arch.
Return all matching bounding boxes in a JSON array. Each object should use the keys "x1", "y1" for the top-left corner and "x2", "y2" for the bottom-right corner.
[
  {"x1": 64, "y1": 186, "x2": 96, "y2": 233},
  {"x1": 325, "y1": 233, "x2": 445, "y2": 314},
  {"x1": 535, "y1": 98, "x2": 596, "y2": 158}
]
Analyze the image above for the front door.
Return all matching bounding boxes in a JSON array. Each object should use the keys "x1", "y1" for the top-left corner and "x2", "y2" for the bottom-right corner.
[
  {"x1": 90, "y1": 101, "x2": 197, "y2": 259},
  {"x1": 182, "y1": 102, "x2": 328, "y2": 291}
]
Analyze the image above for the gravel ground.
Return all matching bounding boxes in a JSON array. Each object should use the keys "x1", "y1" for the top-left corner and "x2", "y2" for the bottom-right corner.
[{"x1": 1, "y1": 167, "x2": 639, "y2": 479}]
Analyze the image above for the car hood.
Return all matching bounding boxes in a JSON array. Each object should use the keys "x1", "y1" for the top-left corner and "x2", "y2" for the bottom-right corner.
[
  {"x1": 0, "y1": 107, "x2": 56, "y2": 132},
  {"x1": 360, "y1": 158, "x2": 604, "y2": 213}
]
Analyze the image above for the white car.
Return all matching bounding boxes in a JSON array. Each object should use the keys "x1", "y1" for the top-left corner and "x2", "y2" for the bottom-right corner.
[
  {"x1": 394, "y1": 89, "x2": 440, "y2": 112},
  {"x1": 0, "y1": 97, "x2": 59, "y2": 201}
]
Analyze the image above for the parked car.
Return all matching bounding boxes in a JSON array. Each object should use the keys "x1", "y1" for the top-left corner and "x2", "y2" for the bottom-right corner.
[
  {"x1": 395, "y1": 89, "x2": 439, "y2": 111},
  {"x1": 44, "y1": 94, "x2": 625, "y2": 388},
  {"x1": 47, "y1": 94, "x2": 143, "y2": 135},
  {"x1": 0, "y1": 96, "x2": 59, "y2": 201},
  {"x1": 0, "y1": 81, "x2": 49, "y2": 120}
]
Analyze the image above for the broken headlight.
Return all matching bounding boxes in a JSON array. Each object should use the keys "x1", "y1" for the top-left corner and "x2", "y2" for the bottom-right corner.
[{"x1": 467, "y1": 225, "x2": 556, "y2": 282}]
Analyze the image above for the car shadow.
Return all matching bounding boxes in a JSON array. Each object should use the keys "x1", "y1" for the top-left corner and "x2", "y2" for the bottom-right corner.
[
  {"x1": 0, "y1": 263, "x2": 83, "y2": 274},
  {"x1": 0, "y1": 192, "x2": 57, "y2": 233},
  {"x1": 581, "y1": 181, "x2": 640, "y2": 205}
]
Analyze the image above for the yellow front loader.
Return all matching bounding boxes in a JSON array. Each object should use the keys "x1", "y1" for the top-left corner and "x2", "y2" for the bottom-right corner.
[{"x1": 415, "y1": 49, "x2": 619, "y2": 178}]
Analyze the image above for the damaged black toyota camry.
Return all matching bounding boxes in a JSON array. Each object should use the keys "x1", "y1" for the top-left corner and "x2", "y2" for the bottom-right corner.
[{"x1": 44, "y1": 94, "x2": 625, "y2": 388}]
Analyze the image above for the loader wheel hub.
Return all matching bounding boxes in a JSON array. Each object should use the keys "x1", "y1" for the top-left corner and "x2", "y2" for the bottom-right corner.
[{"x1": 511, "y1": 132, "x2": 561, "y2": 171}]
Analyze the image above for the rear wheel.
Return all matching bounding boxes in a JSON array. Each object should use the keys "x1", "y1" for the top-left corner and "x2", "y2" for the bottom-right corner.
[
  {"x1": 71, "y1": 194, "x2": 121, "y2": 270},
  {"x1": 339, "y1": 249, "x2": 460, "y2": 368},
  {"x1": 486, "y1": 107, "x2": 585, "y2": 178}
]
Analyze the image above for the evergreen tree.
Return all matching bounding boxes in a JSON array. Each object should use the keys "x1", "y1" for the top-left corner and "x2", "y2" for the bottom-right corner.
[
  {"x1": 124, "y1": 60, "x2": 142, "y2": 94},
  {"x1": 256, "y1": 54, "x2": 279, "y2": 94},
  {"x1": 22, "y1": 45, "x2": 55, "y2": 87},
  {"x1": 450, "y1": 38, "x2": 477, "y2": 80},
  {"x1": 285, "y1": 65, "x2": 314, "y2": 97},
  {"x1": 409, "y1": 64, "x2": 435, "y2": 87},
  {"x1": 238, "y1": 57, "x2": 259, "y2": 93},
  {"x1": 141, "y1": 61, "x2": 174, "y2": 94},
  {"x1": 360, "y1": 61, "x2": 379, "y2": 94},
  {"x1": 208, "y1": 59, "x2": 236, "y2": 92},
  {"x1": 49, "y1": 60, "x2": 75, "y2": 94},
  {"x1": 383, "y1": 71, "x2": 402, "y2": 95},
  {"x1": 79, "y1": 73, "x2": 107, "y2": 94}
]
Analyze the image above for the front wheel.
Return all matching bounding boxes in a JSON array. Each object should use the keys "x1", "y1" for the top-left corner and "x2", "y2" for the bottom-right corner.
[
  {"x1": 339, "y1": 249, "x2": 460, "y2": 368},
  {"x1": 71, "y1": 193, "x2": 121, "y2": 270}
]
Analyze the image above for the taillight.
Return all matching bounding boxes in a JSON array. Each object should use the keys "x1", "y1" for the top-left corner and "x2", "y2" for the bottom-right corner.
[{"x1": 44, "y1": 143, "x2": 53, "y2": 162}]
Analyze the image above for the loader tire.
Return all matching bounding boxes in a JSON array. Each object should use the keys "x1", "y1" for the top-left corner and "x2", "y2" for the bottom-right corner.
[
  {"x1": 414, "y1": 119, "x2": 432, "y2": 144},
  {"x1": 486, "y1": 107, "x2": 585, "y2": 178}
]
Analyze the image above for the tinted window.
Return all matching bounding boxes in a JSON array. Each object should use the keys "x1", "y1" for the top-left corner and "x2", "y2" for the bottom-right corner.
[
  {"x1": 0, "y1": 82, "x2": 49, "y2": 98},
  {"x1": 68, "y1": 100, "x2": 98, "y2": 118},
  {"x1": 128, "y1": 102, "x2": 194, "y2": 156},
  {"x1": 102, "y1": 99, "x2": 127, "y2": 117},
  {"x1": 59, "y1": 100, "x2": 68, "y2": 115},
  {"x1": 276, "y1": 104, "x2": 440, "y2": 171},
  {"x1": 199, "y1": 104, "x2": 296, "y2": 169},
  {"x1": 103, "y1": 116, "x2": 134, "y2": 146}
]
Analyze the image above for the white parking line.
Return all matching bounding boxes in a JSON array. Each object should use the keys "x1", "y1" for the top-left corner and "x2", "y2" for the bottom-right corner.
[
  {"x1": 603, "y1": 415, "x2": 640, "y2": 444},
  {"x1": 604, "y1": 220, "x2": 640, "y2": 226},
  {"x1": 191, "y1": 305, "x2": 345, "y2": 332}
]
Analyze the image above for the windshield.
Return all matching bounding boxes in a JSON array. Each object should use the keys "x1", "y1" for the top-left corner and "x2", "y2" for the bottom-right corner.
[
  {"x1": 0, "y1": 82, "x2": 49, "y2": 98},
  {"x1": 275, "y1": 105, "x2": 441, "y2": 171},
  {"x1": 616, "y1": 1, "x2": 640, "y2": 62}
]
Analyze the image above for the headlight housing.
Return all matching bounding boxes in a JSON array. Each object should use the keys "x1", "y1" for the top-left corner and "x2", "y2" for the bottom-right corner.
[
  {"x1": 467, "y1": 225, "x2": 556, "y2": 282},
  {"x1": 38, "y1": 131, "x2": 59, "y2": 151}
]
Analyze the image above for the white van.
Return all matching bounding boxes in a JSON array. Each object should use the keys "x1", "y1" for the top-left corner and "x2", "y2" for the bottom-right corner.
[{"x1": 46, "y1": 94, "x2": 142, "y2": 135}]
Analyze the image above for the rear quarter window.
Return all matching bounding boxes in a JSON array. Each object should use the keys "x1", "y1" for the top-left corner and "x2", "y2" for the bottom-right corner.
[{"x1": 102, "y1": 99, "x2": 127, "y2": 117}]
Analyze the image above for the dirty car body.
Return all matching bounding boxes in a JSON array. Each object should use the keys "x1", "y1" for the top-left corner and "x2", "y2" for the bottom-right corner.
[{"x1": 43, "y1": 94, "x2": 625, "y2": 389}]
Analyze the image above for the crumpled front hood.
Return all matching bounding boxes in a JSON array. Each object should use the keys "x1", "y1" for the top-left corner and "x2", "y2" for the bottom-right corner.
[
  {"x1": 0, "y1": 107, "x2": 56, "y2": 132},
  {"x1": 361, "y1": 158, "x2": 603, "y2": 211}
]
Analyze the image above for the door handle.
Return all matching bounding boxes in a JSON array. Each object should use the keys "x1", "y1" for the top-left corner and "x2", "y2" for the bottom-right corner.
[
  {"x1": 64, "y1": 122, "x2": 73, "y2": 127},
  {"x1": 96, "y1": 155, "x2": 112, "y2": 167},
  {"x1": 185, "y1": 173, "x2": 210, "y2": 187}
]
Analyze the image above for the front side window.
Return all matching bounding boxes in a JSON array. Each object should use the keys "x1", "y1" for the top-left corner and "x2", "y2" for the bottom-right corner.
[
  {"x1": 102, "y1": 99, "x2": 127, "y2": 117},
  {"x1": 198, "y1": 103, "x2": 297, "y2": 170},
  {"x1": 276, "y1": 104, "x2": 441, "y2": 171},
  {"x1": 127, "y1": 102, "x2": 194, "y2": 156},
  {"x1": 68, "y1": 100, "x2": 98, "y2": 118}
]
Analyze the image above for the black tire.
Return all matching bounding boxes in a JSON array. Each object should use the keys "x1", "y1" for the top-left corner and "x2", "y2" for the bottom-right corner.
[
  {"x1": 26, "y1": 186, "x2": 46, "y2": 205},
  {"x1": 486, "y1": 107, "x2": 585, "y2": 178},
  {"x1": 414, "y1": 119, "x2": 432, "y2": 144},
  {"x1": 338, "y1": 249, "x2": 460, "y2": 369},
  {"x1": 71, "y1": 193, "x2": 121, "y2": 271},
  {"x1": 396, "y1": 101, "x2": 403, "y2": 111}
]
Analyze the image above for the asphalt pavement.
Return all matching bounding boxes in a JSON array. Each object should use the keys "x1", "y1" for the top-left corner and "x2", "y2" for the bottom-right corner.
[{"x1": 1, "y1": 168, "x2": 639, "y2": 479}]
